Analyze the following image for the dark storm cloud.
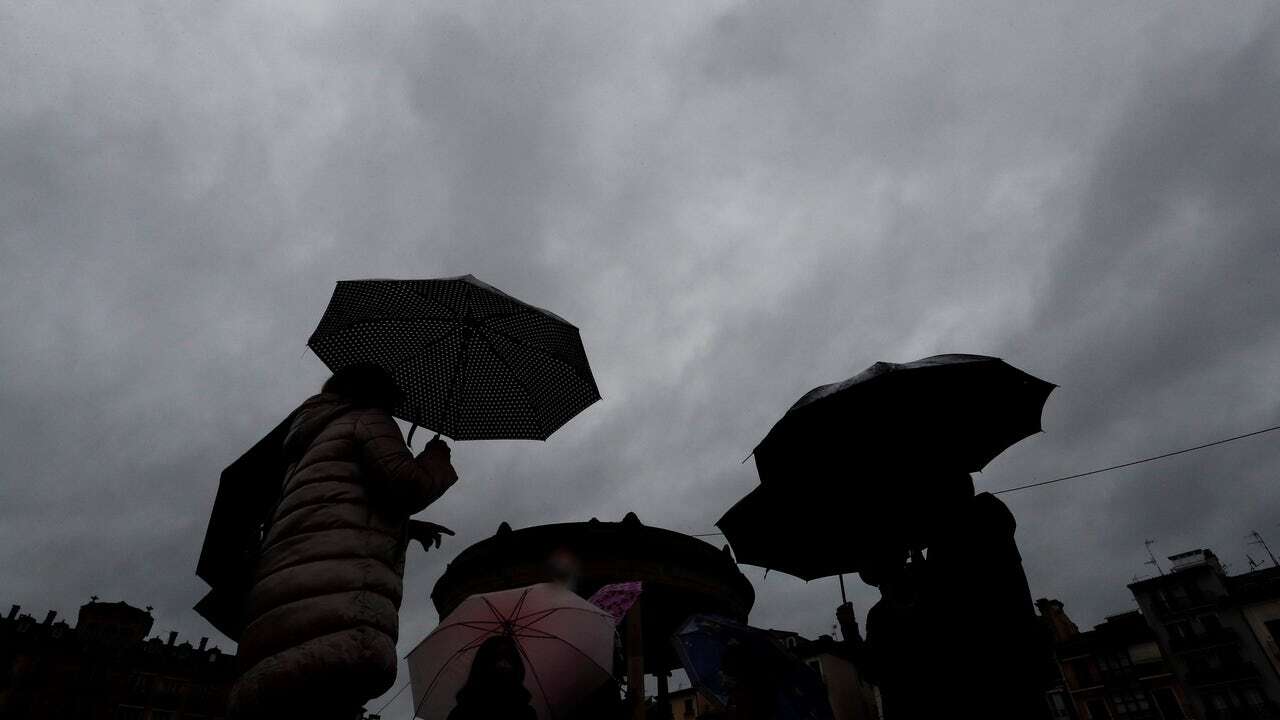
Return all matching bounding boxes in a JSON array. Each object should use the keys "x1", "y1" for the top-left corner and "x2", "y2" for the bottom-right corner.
[{"x1": 3, "y1": 0, "x2": 1280, "y2": 711}]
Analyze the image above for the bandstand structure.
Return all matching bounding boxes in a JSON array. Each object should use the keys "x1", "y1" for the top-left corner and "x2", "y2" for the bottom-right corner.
[{"x1": 431, "y1": 512, "x2": 756, "y2": 719}]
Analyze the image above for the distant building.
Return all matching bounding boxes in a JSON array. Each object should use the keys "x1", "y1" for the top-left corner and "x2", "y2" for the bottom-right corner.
[
  {"x1": 1129, "y1": 549, "x2": 1280, "y2": 720},
  {"x1": 0, "y1": 598, "x2": 236, "y2": 719},
  {"x1": 1037, "y1": 598, "x2": 1190, "y2": 720},
  {"x1": 665, "y1": 685, "x2": 714, "y2": 719},
  {"x1": 661, "y1": 631, "x2": 879, "y2": 720}
]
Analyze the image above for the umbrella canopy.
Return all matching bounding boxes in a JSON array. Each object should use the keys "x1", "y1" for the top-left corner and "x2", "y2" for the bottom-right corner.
[
  {"x1": 308, "y1": 275, "x2": 600, "y2": 440},
  {"x1": 721, "y1": 354, "x2": 1053, "y2": 579},
  {"x1": 586, "y1": 581, "x2": 643, "y2": 625},
  {"x1": 407, "y1": 582, "x2": 615, "y2": 720},
  {"x1": 717, "y1": 482, "x2": 869, "y2": 581},
  {"x1": 753, "y1": 354, "x2": 1054, "y2": 484},
  {"x1": 672, "y1": 614, "x2": 834, "y2": 720}
]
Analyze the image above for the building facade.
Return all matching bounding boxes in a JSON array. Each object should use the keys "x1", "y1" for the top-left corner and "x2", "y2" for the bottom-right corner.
[
  {"x1": 0, "y1": 599, "x2": 236, "y2": 720},
  {"x1": 1038, "y1": 598, "x2": 1191, "y2": 720},
  {"x1": 1129, "y1": 549, "x2": 1280, "y2": 720}
]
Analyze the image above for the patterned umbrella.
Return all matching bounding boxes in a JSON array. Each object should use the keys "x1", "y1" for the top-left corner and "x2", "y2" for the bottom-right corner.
[
  {"x1": 308, "y1": 276, "x2": 600, "y2": 440},
  {"x1": 407, "y1": 583, "x2": 615, "y2": 720},
  {"x1": 671, "y1": 614, "x2": 834, "y2": 720},
  {"x1": 586, "y1": 581, "x2": 642, "y2": 624}
]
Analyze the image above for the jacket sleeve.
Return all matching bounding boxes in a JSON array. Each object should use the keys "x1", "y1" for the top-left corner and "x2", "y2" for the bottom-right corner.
[{"x1": 354, "y1": 410, "x2": 457, "y2": 515}]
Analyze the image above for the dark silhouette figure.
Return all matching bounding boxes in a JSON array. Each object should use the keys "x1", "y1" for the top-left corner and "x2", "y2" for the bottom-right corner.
[
  {"x1": 447, "y1": 635, "x2": 538, "y2": 720},
  {"x1": 849, "y1": 473, "x2": 1051, "y2": 719},
  {"x1": 571, "y1": 679, "x2": 624, "y2": 720},
  {"x1": 856, "y1": 548, "x2": 939, "y2": 720},
  {"x1": 228, "y1": 364, "x2": 460, "y2": 720},
  {"x1": 917, "y1": 474, "x2": 1051, "y2": 718},
  {"x1": 716, "y1": 639, "x2": 777, "y2": 720}
]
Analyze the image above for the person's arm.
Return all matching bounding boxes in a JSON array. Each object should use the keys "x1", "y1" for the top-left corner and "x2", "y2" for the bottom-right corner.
[{"x1": 354, "y1": 410, "x2": 458, "y2": 514}]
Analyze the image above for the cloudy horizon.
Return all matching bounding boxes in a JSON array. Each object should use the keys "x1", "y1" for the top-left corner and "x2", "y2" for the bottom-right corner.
[{"x1": 4, "y1": 0, "x2": 1280, "y2": 713}]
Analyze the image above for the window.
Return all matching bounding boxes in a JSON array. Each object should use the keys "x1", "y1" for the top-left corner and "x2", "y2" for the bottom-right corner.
[
  {"x1": 1265, "y1": 619, "x2": 1280, "y2": 647},
  {"x1": 1242, "y1": 687, "x2": 1266, "y2": 709},
  {"x1": 1110, "y1": 690, "x2": 1151, "y2": 716},
  {"x1": 1168, "y1": 621, "x2": 1193, "y2": 641},
  {"x1": 1152, "y1": 688, "x2": 1183, "y2": 720},
  {"x1": 113, "y1": 707, "x2": 144, "y2": 720},
  {"x1": 1098, "y1": 651, "x2": 1134, "y2": 673},
  {"x1": 1048, "y1": 691, "x2": 1072, "y2": 719},
  {"x1": 151, "y1": 712, "x2": 174, "y2": 720}
]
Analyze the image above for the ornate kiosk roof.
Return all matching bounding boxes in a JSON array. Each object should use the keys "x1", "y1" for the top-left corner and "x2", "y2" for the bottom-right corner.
[{"x1": 431, "y1": 512, "x2": 755, "y2": 672}]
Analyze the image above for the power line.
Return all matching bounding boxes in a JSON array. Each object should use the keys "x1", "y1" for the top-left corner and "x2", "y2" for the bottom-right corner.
[
  {"x1": 991, "y1": 423, "x2": 1280, "y2": 495},
  {"x1": 693, "y1": 422, "x2": 1280, "y2": 536}
]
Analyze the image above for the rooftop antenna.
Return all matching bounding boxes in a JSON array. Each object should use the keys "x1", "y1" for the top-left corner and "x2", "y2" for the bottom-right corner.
[
  {"x1": 1248, "y1": 531, "x2": 1279, "y2": 569},
  {"x1": 1247, "y1": 554, "x2": 1261, "y2": 571},
  {"x1": 1144, "y1": 539, "x2": 1165, "y2": 576}
]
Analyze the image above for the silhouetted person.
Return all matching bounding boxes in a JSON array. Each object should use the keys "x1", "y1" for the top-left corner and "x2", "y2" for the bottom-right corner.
[
  {"x1": 856, "y1": 547, "x2": 939, "y2": 720},
  {"x1": 572, "y1": 679, "x2": 624, "y2": 720},
  {"x1": 917, "y1": 473, "x2": 1051, "y2": 718},
  {"x1": 448, "y1": 635, "x2": 538, "y2": 720},
  {"x1": 718, "y1": 639, "x2": 775, "y2": 720},
  {"x1": 228, "y1": 364, "x2": 460, "y2": 720}
]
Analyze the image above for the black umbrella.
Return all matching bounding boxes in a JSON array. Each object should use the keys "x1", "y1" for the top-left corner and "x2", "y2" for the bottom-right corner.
[
  {"x1": 307, "y1": 275, "x2": 600, "y2": 441},
  {"x1": 717, "y1": 482, "x2": 869, "y2": 585},
  {"x1": 752, "y1": 354, "x2": 1054, "y2": 486},
  {"x1": 721, "y1": 354, "x2": 1053, "y2": 590}
]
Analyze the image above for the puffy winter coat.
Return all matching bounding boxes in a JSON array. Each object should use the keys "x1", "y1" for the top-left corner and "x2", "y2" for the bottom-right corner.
[{"x1": 228, "y1": 393, "x2": 457, "y2": 718}]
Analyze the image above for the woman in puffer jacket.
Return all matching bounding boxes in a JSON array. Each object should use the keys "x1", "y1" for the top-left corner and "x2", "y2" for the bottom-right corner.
[{"x1": 229, "y1": 364, "x2": 460, "y2": 720}]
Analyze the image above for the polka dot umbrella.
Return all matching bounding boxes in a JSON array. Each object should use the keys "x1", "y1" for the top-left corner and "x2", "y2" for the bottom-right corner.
[{"x1": 308, "y1": 276, "x2": 600, "y2": 441}]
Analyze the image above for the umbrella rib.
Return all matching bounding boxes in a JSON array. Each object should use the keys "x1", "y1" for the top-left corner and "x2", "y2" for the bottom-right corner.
[
  {"x1": 511, "y1": 633, "x2": 559, "y2": 720},
  {"x1": 413, "y1": 632, "x2": 496, "y2": 719},
  {"x1": 436, "y1": 280, "x2": 503, "y2": 436},
  {"x1": 511, "y1": 605, "x2": 613, "y2": 625},
  {"x1": 478, "y1": 320, "x2": 599, "y2": 391},
  {"x1": 478, "y1": 332, "x2": 553, "y2": 438},
  {"x1": 399, "y1": 280, "x2": 471, "y2": 319},
  {"x1": 509, "y1": 588, "x2": 532, "y2": 625},
  {"x1": 508, "y1": 628, "x2": 615, "y2": 679}
]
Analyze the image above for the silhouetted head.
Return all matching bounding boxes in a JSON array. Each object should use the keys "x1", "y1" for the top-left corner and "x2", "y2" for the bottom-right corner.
[
  {"x1": 858, "y1": 545, "x2": 908, "y2": 591},
  {"x1": 464, "y1": 634, "x2": 526, "y2": 691},
  {"x1": 546, "y1": 547, "x2": 581, "y2": 590},
  {"x1": 321, "y1": 363, "x2": 403, "y2": 411}
]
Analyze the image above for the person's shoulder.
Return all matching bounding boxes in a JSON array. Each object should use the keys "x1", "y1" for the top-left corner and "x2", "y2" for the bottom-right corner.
[{"x1": 973, "y1": 492, "x2": 1015, "y2": 529}]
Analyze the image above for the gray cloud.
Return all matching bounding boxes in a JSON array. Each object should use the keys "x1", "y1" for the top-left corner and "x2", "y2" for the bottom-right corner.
[{"x1": 3, "y1": 0, "x2": 1279, "y2": 712}]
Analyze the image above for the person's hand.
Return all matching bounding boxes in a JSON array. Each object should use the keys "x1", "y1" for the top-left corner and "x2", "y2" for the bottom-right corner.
[
  {"x1": 417, "y1": 436, "x2": 459, "y2": 486},
  {"x1": 407, "y1": 520, "x2": 455, "y2": 553},
  {"x1": 836, "y1": 602, "x2": 856, "y2": 625}
]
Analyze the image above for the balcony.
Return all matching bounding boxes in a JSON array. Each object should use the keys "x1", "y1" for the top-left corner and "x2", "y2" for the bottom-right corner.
[
  {"x1": 1203, "y1": 701, "x2": 1280, "y2": 720},
  {"x1": 1186, "y1": 662, "x2": 1259, "y2": 687},
  {"x1": 1170, "y1": 628, "x2": 1241, "y2": 653}
]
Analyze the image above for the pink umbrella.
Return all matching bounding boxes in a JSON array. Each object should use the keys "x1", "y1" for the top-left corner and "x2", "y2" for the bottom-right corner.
[
  {"x1": 587, "y1": 581, "x2": 643, "y2": 624},
  {"x1": 407, "y1": 582, "x2": 615, "y2": 720}
]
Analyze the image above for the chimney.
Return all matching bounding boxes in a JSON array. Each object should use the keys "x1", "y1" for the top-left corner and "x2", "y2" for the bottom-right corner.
[
  {"x1": 43, "y1": 611, "x2": 57, "y2": 626},
  {"x1": 198, "y1": 637, "x2": 209, "y2": 651},
  {"x1": 167, "y1": 631, "x2": 178, "y2": 646},
  {"x1": 1035, "y1": 598, "x2": 1079, "y2": 643},
  {"x1": 7, "y1": 605, "x2": 18, "y2": 620}
]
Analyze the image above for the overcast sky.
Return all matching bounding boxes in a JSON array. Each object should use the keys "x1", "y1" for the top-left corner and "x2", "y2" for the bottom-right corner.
[{"x1": 3, "y1": 0, "x2": 1280, "y2": 713}]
